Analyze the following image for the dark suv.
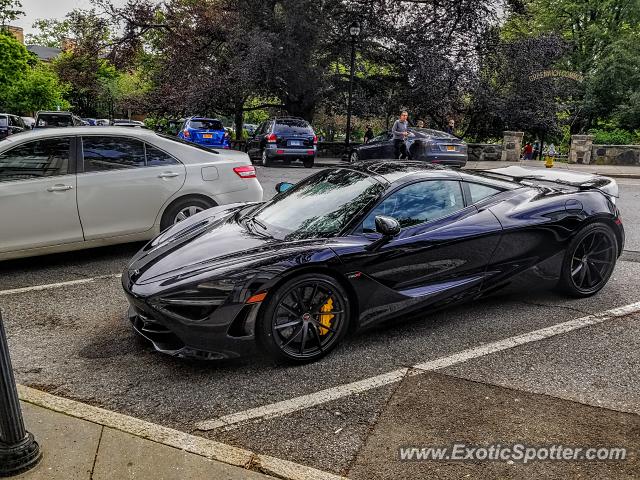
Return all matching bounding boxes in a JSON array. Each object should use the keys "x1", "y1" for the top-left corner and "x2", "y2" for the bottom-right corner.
[
  {"x1": 246, "y1": 117, "x2": 317, "y2": 168},
  {"x1": 35, "y1": 111, "x2": 83, "y2": 128},
  {"x1": 0, "y1": 114, "x2": 26, "y2": 139}
]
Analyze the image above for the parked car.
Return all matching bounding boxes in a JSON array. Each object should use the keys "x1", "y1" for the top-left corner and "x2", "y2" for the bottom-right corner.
[
  {"x1": 348, "y1": 128, "x2": 468, "y2": 167},
  {"x1": 0, "y1": 114, "x2": 27, "y2": 139},
  {"x1": 122, "y1": 162, "x2": 622, "y2": 363},
  {"x1": 243, "y1": 123, "x2": 258, "y2": 136},
  {"x1": 177, "y1": 117, "x2": 230, "y2": 149},
  {"x1": 246, "y1": 117, "x2": 317, "y2": 168},
  {"x1": 0, "y1": 127, "x2": 262, "y2": 260},
  {"x1": 112, "y1": 119, "x2": 146, "y2": 127},
  {"x1": 96, "y1": 119, "x2": 110, "y2": 126},
  {"x1": 35, "y1": 111, "x2": 83, "y2": 128},
  {"x1": 83, "y1": 118, "x2": 97, "y2": 126},
  {"x1": 21, "y1": 117, "x2": 36, "y2": 129}
]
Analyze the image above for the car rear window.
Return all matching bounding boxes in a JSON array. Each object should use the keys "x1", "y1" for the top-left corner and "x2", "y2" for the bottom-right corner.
[
  {"x1": 273, "y1": 119, "x2": 313, "y2": 135},
  {"x1": 36, "y1": 113, "x2": 73, "y2": 127},
  {"x1": 189, "y1": 119, "x2": 224, "y2": 130}
]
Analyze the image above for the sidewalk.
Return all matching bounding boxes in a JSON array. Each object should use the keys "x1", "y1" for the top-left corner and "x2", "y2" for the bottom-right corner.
[
  {"x1": 15, "y1": 401, "x2": 274, "y2": 480},
  {"x1": 316, "y1": 157, "x2": 640, "y2": 178}
]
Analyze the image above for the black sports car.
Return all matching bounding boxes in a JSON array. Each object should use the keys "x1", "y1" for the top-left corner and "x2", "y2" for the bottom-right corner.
[
  {"x1": 348, "y1": 128, "x2": 467, "y2": 167},
  {"x1": 122, "y1": 162, "x2": 624, "y2": 363}
]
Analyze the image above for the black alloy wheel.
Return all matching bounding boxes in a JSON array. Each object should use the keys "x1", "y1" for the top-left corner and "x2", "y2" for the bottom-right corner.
[
  {"x1": 560, "y1": 223, "x2": 618, "y2": 297},
  {"x1": 258, "y1": 274, "x2": 350, "y2": 363}
]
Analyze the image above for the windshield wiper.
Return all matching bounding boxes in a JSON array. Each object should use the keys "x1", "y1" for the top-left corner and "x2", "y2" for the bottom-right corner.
[{"x1": 252, "y1": 217, "x2": 268, "y2": 230}]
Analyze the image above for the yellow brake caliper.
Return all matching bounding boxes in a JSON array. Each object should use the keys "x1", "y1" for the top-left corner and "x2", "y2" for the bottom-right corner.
[{"x1": 318, "y1": 298, "x2": 334, "y2": 336}]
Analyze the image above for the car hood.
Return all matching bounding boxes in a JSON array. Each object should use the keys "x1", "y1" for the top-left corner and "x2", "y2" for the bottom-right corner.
[{"x1": 127, "y1": 205, "x2": 330, "y2": 287}]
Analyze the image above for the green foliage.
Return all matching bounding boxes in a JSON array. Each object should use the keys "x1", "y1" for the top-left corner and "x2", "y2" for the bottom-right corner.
[
  {"x1": 26, "y1": 18, "x2": 71, "y2": 48},
  {"x1": 0, "y1": 0, "x2": 22, "y2": 26},
  {"x1": 588, "y1": 128, "x2": 640, "y2": 145},
  {"x1": 5, "y1": 63, "x2": 70, "y2": 114},
  {"x1": 0, "y1": 31, "x2": 30, "y2": 109}
]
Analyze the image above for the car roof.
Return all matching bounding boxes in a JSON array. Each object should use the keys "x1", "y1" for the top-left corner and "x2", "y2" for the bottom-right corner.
[
  {"x1": 190, "y1": 117, "x2": 221, "y2": 121},
  {"x1": 341, "y1": 160, "x2": 461, "y2": 184},
  {"x1": 0, "y1": 126, "x2": 162, "y2": 145}
]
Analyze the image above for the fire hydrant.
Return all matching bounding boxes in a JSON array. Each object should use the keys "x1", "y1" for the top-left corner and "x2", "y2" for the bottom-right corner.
[{"x1": 545, "y1": 155, "x2": 554, "y2": 168}]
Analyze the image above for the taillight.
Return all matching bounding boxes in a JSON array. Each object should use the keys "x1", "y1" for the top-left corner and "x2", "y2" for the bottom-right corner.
[
  {"x1": 313, "y1": 135, "x2": 318, "y2": 145},
  {"x1": 233, "y1": 165, "x2": 256, "y2": 179},
  {"x1": 183, "y1": 130, "x2": 190, "y2": 138},
  {"x1": 266, "y1": 133, "x2": 277, "y2": 143}
]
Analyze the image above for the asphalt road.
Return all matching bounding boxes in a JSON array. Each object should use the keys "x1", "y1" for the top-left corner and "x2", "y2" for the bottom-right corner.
[{"x1": 1, "y1": 164, "x2": 638, "y2": 477}]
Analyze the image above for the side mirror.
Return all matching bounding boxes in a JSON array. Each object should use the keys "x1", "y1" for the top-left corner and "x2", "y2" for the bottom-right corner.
[
  {"x1": 275, "y1": 182, "x2": 294, "y2": 194},
  {"x1": 375, "y1": 215, "x2": 401, "y2": 237},
  {"x1": 366, "y1": 215, "x2": 400, "y2": 252}
]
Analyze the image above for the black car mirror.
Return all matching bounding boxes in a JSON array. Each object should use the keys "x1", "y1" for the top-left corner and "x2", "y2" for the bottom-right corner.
[
  {"x1": 375, "y1": 215, "x2": 401, "y2": 237},
  {"x1": 275, "y1": 182, "x2": 295, "y2": 194}
]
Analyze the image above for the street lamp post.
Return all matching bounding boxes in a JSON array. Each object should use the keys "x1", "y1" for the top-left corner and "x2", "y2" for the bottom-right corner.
[
  {"x1": 0, "y1": 311, "x2": 41, "y2": 476},
  {"x1": 345, "y1": 21, "x2": 361, "y2": 148}
]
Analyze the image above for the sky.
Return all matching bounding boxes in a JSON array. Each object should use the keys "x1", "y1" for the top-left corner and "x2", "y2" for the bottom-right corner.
[{"x1": 13, "y1": 0, "x2": 128, "y2": 35}]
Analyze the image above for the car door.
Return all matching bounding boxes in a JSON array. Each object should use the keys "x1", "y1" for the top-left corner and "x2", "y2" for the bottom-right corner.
[
  {"x1": 348, "y1": 179, "x2": 503, "y2": 324},
  {"x1": 76, "y1": 135, "x2": 186, "y2": 240},
  {"x1": 0, "y1": 136, "x2": 84, "y2": 253},
  {"x1": 358, "y1": 134, "x2": 386, "y2": 160}
]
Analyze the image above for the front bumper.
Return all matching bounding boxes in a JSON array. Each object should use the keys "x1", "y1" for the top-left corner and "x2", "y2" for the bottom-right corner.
[{"x1": 124, "y1": 285, "x2": 260, "y2": 360}]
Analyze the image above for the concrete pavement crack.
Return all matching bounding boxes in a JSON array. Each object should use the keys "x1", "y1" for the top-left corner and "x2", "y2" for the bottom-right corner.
[
  {"x1": 518, "y1": 300, "x2": 593, "y2": 316},
  {"x1": 343, "y1": 367, "x2": 410, "y2": 477},
  {"x1": 89, "y1": 425, "x2": 104, "y2": 479}
]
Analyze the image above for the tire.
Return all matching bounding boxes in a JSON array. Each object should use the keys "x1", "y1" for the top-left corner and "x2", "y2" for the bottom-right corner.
[
  {"x1": 257, "y1": 273, "x2": 351, "y2": 363},
  {"x1": 303, "y1": 157, "x2": 315, "y2": 168},
  {"x1": 558, "y1": 222, "x2": 618, "y2": 297},
  {"x1": 349, "y1": 151, "x2": 359, "y2": 163},
  {"x1": 160, "y1": 196, "x2": 215, "y2": 230},
  {"x1": 261, "y1": 149, "x2": 270, "y2": 167}
]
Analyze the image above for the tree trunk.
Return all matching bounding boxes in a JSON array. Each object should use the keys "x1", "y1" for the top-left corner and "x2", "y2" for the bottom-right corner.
[{"x1": 234, "y1": 104, "x2": 244, "y2": 143}]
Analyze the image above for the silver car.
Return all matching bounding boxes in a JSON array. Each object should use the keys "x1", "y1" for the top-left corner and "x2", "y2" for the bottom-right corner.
[{"x1": 0, "y1": 127, "x2": 263, "y2": 260}]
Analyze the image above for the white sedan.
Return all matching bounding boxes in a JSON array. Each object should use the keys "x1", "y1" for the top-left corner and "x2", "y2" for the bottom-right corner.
[{"x1": 0, "y1": 126, "x2": 263, "y2": 260}]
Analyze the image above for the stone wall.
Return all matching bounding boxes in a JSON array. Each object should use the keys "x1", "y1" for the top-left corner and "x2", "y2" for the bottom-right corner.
[
  {"x1": 501, "y1": 131, "x2": 524, "y2": 162},
  {"x1": 569, "y1": 135, "x2": 594, "y2": 164},
  {"x1": 467, "y1": 144, "x2": 502, "y2": 162},
  {"x1": 590, "y1": 145, "x2": 640, "y2": 166}
]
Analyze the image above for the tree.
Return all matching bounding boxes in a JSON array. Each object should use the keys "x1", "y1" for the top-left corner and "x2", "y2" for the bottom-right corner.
[
  {"x1": 0, "y1": 30, "x2": 31, "y2": 109},
  {"x1": 25, "y1": 18, "x2": 72, "y2": 48},
  {"x1": 5, "y1": 64, "x2": 70, "y2": 114},
  {"x1": 0, "y1": 0, "x2": 22, "y2": 27}
]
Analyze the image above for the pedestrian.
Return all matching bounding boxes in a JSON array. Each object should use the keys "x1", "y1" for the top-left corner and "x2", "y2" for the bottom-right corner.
[
  {"x1": 523, "y1": 142, "x2": 533, "y2": 160},
  {"x1": 416, "y1": 119, "x2": 424, "y2": 128},
  {"x1": 364, "y1": 124, "x2": 374, "y2": 143},
  {"x1": 446, "y1": 119, "x2": 455, "y2": 135},
  {"x1": 392, "y1": 111, "x2": 409, "y2": 159},
  {"x1": 533, "y1": 140, "x2": 540, "y2": 160},
  {"x1": 547, "y1": 143, "x2": 557, "y2": 157}
]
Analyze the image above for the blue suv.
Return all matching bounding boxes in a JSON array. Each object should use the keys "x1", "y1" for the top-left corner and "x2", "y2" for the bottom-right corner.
[{"x1": 178, "y1": 117, "x2": 230, "y2": 149}]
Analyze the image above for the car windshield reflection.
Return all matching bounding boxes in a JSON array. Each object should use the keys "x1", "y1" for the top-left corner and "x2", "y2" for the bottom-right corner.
[{"x1": 249, "y1": 169, "x2": 384, "y2": 240}]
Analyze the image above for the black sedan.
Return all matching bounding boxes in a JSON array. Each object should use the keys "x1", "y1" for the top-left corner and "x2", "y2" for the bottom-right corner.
[
  {"x1": 348, "y1": 128, "x2": 467, "y2": 167},
  {"x1": 122, "y1": 162, "x2": 623, "y2": 363}
]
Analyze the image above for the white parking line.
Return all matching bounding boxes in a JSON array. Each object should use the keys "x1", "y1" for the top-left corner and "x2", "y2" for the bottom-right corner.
[
  {"x1": 196, "y1": 300, "x2": 640, "y2": 432},
  {"x1": 19, "y1": 385, "x2": 344, "y2": 480},
  {"x1": 0, "y1": 274, "x2": 122, "y2": 296}
]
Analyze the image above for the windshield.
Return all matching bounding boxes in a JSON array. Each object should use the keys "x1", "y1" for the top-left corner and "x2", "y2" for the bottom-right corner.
[
  {"x1": 250, "y1": 169, "x2": 384, "y2": 240},
  {"x1": 36, "y1": 114, "x2": 73, "y2": 127},
  {"x1": 274, "y1": 119, "x2": 313, "y2": 135},
  {"x1": 189, "y1": 119, "x2": 224, "y2": 130}
]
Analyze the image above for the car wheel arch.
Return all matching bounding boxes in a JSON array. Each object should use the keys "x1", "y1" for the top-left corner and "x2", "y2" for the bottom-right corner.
[
  {"x1": 257, "y1": 265, "x2": 361, "y2": 334},
  {"x1": 577, "y1": 215, "x2": 623, "y2": 255},
  {"x1": 158, "y1": 193, "x2": 218, "y2": 228}
]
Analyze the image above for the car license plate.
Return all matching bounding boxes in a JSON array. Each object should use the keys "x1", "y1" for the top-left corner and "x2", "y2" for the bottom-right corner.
[
  {"x1": 290, "y1": 140, "x2": 302, "y2": 146},
  {"x1": 446, "y1": 145, "x2": 456, "y2": 151},
  {"x1": 203, "y1": 134, "x2": 213, "y2": 139}
]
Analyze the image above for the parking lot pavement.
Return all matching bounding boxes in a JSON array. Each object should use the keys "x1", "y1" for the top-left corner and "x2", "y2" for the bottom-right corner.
[{"x1": 0, "y1": 165, "x2": 638, "y2": 478}]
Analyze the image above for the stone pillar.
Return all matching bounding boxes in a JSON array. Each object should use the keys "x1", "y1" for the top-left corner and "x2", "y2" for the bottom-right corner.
[
  {"x1": 569, "y1": 135, "x2": 594, "y2": 164},
  {"x1": 501, "y1": 131, "x2": 524, "y2": 162}
]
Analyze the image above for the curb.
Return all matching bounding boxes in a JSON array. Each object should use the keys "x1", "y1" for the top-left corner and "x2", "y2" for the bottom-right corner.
[
  {"x1": 463, "y1": 168, "x2": 640, "y2": 179},
  {"x1": 17, "y1": 385, "x2": 345, "y2": 480}
]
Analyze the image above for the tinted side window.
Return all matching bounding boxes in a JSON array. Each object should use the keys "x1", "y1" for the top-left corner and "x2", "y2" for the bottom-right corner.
[
  {"x1": 467, "y1": 183, "x2": 502, "y2": 204},
  {"x1": 0, "y1": 138, "x2": 71, "y2": 182},
  {"x1": 83, "y1": 136, "x2": 146, "y2": 172},
  {"x1": 146, "y1": 144, "x2": 179, "y2": 166},
  {"x1": 363, "y1": 180, "x2": 464, "y2": 232}
]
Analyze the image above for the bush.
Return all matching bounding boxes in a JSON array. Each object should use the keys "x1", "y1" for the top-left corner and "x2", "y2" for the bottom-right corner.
[{"x1": 588, "y1": 128, "x2": 640, "y2": 145}]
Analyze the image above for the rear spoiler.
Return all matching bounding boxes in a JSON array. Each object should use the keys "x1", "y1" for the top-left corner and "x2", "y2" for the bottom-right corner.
[{"x1": 479, "y1": 166, "x2": 619, "y2": 203}]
